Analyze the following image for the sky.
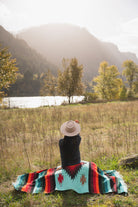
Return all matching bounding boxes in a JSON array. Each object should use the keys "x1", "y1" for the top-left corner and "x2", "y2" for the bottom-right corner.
[{"x1": 0, "y1": 0, "x2": 138, "y2": 57}]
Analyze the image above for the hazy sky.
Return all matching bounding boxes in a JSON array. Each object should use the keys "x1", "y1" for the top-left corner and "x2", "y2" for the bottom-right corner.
[{"x1": 0, "y1": 0, "x2": 138, "y2": 57}]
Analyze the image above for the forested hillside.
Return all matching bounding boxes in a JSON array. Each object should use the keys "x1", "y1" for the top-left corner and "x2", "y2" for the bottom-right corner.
[{"x1": 0, "y1": 26, "x2": 57, "y2": 96}]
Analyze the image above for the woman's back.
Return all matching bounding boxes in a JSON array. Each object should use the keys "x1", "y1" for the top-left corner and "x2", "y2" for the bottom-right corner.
[{"x1": 59, "y1": 135, "x2": 81, "y2": 167}]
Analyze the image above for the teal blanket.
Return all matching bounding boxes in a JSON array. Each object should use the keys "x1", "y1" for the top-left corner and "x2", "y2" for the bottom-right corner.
[{"x1": 13, "y1": 161, "x2": 127, "y2": 195}]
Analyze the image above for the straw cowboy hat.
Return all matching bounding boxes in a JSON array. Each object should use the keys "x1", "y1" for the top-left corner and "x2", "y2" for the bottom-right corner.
[{"x1": 60, "y1": 120, "x2": 81, "y2": 137}]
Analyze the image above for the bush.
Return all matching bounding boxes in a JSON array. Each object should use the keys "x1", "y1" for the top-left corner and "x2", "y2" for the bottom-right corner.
[
  {"x1": 119, "y1": 85, "x2": 127, "y2": 100},
  {"x1": 83, "y1": 92, "x2": 98, "y2": 103}
]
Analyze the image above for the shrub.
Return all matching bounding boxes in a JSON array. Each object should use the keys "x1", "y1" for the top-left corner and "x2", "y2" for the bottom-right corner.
[{"x1": 83, "y1": 92, "x2": 98, "y2": 103}]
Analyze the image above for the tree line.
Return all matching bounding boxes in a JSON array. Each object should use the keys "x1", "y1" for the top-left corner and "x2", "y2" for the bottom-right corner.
[
  {"x1": 0, "y1": 46, "x2": 138, "y2": 103},
  {"x1": 40, "y1": 58, "x2": 138, "y2": 103}
]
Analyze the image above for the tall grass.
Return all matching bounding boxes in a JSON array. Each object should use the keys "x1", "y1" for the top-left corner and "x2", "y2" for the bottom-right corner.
[{"x1": 0, "y1": 101, "x2": 138, "y2": 182}]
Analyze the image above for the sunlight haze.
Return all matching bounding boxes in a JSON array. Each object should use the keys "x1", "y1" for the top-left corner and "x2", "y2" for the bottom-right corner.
[{"x1": 0, "y1": 0, "x2": 138, "y2": 57}]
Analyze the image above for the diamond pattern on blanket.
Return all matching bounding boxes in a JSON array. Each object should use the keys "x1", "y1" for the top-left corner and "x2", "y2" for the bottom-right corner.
[
  {"x1": 80, "y1": 174, "x2": 86, "y2": 185},
  {"x1": 55, "y1": 162, "x2": 89, "y2": 194},
  {"x1": 63, "y1": 162, "x2": 84, "y2": 179},
  {"x1": 58, "y1": 173, "x2": 64, "y2": 184}
]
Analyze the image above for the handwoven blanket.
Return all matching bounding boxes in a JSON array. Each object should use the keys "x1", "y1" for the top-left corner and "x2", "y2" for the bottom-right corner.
[{"x1": 13, "y1": 161, "x2": 127, "y2": 194}]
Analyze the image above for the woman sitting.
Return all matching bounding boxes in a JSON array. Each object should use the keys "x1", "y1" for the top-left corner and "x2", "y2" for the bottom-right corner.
[{"x1": 59, "y1": 120, "x2": 81, "y2": 168}]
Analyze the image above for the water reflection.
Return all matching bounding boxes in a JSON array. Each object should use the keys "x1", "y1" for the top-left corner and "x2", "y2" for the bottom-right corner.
[{"x1": 2, "y1": 96, "x2": 84, "y2": 108}]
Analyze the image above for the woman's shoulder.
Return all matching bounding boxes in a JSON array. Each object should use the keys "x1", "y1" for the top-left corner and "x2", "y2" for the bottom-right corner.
[
  {"x1": 75, "y1": 134, "x2": 81, "y2": 140},
  {"x1": 59, "y1": 135, "x2": 81, "y2": 143}
]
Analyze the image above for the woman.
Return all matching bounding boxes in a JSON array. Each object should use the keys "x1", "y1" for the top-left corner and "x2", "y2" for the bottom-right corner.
[
  {"x1": 13, "y1": 120, "x2": 128, "y2": 195},
  {"x1": 59, "y1": 120, "x2": 81, "y2": 168}
]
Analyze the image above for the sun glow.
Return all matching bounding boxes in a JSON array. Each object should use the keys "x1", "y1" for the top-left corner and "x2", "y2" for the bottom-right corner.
[
  {"x1": 0, "y1": 0, "x2": 138, "y2": 56},
  {"x1": 0, "y1": 0, "x2": 99, "y2": 33}
]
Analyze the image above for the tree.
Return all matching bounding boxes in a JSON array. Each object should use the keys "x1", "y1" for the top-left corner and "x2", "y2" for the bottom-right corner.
[
  {"x1": 58, "y1": 58, "x2": 84, "y2": 104},
  {"x1": 122, "y1": 60, "x2": 138, "y2": 97},
  {"x1": 40, "y1": 70, "x2": 57, "y2": 96},
  {"x1": 132, "y1": 77, "x2": 138, "y2": 94},
  {"x1": 84, "y1": 92, "x2": 98, "y2": 103},
  {"x1": 119, "y1": 84, "x2": 127, "y2": 100},
  {"x1": 93, "y1": 61, "x2": 122, "y2": 100},
  {"x1": 84, "y1": 80, "x2": 93, "y2": 93},
  {"x1": 0, "y1": 46, "x2": 18, "y2": 98}
]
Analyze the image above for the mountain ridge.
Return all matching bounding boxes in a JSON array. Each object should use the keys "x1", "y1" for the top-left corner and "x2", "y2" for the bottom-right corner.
[
  {"x1": 17, "y1": 23, "x2": 138, "y2": 81},
  {"x1": 0, "y1": 26, "x2": 58, "y2": 96},
  {"x1": 0, "y1": 25, "x2": 57, "y2": 75}
]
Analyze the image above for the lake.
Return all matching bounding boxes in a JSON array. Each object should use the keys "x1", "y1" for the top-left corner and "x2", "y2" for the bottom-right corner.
[{"x1": 2, "y1": 96, "x2": 84, "y2": 108}]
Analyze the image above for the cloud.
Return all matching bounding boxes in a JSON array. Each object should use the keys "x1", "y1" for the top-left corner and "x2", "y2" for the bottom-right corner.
[
  {"x1": 0, "y1": 1, "x2": 31, "y2": 32},
  {"x1": 122, "y1": 18, "x2": 138, "y2": 36},
  {"x1": 120, "y1": 18, "x2": 138, "y2": 57},
  {"x1": 105, "y1": 18, "x2": 138, "y2": 57},
  {"x1": 0, "y1": 2, "x2": 10, "y2": 17}
]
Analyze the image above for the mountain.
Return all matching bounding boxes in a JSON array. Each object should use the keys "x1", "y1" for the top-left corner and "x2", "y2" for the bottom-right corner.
[
  {"x1": 0, "y1": 26, "x2": 57, "y2": 75},
  {"x1": 0, "y1": 26, "x2": 58, "y2": 96},
  {"x1": 18, "y1": 23, "x2": 138, "y2": 81},
  {"x1": 1, "y1": 24, "x2": 138, "y2": 96}
]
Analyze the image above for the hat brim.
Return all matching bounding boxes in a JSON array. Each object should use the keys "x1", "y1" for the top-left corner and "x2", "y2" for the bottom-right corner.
[{"x1": 60, "y1": 121, "x2": 81, "y2": 137}]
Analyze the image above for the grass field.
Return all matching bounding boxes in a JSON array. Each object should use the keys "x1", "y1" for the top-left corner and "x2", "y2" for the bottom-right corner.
[{"x1": 0, "y1": 100, "x2": 138, "y2": 206}]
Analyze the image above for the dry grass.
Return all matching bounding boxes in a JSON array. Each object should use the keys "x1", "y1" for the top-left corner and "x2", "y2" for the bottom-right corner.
[
  {"x1": 0, "y1": 101, "x2": 138, "y2": 206},
  {"x1": 0, "y1": 101, "x2": 137, "y2": 179}
]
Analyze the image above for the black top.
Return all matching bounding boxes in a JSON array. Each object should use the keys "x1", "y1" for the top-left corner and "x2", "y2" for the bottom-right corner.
[{"x1": 59, "y1": 134, "x2": 81, "y2": 167}]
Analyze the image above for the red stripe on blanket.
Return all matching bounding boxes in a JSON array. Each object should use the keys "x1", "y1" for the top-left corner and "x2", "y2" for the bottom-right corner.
[
  {"x1": 111, "y1": 176, "x2": 117, "y2": 193},
  {"x1": 92, "y1": 162, "x2": 100, "y2": 194},
  {"x1": 89, "y1": 162, "x2": 100, "y2": 194},
  {"x1": 44, "y1": 168, "x2": 55, "y2": 194}
]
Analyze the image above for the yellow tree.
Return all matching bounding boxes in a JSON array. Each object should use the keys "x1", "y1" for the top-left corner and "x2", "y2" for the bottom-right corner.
[
  {"x1": 122, "y1": 60, "x2": 138, "y2": 96},
  {"x1": 58, "y1": 58, "x2": 84, "y2": 104},
  {"x1": 40, "y1": 70, "x2": 57, "y2": 96},
  {"x1": 0, "y1": 46, "x2": 18, "y2": 98},
  {"x1": 93, "y1": 61, "x2": 122, "y2": 100}
]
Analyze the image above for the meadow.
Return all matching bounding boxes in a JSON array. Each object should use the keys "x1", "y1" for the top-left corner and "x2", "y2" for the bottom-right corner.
[{"x1": 0, "y1": 100, "x2": 138, "y2": 207}]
